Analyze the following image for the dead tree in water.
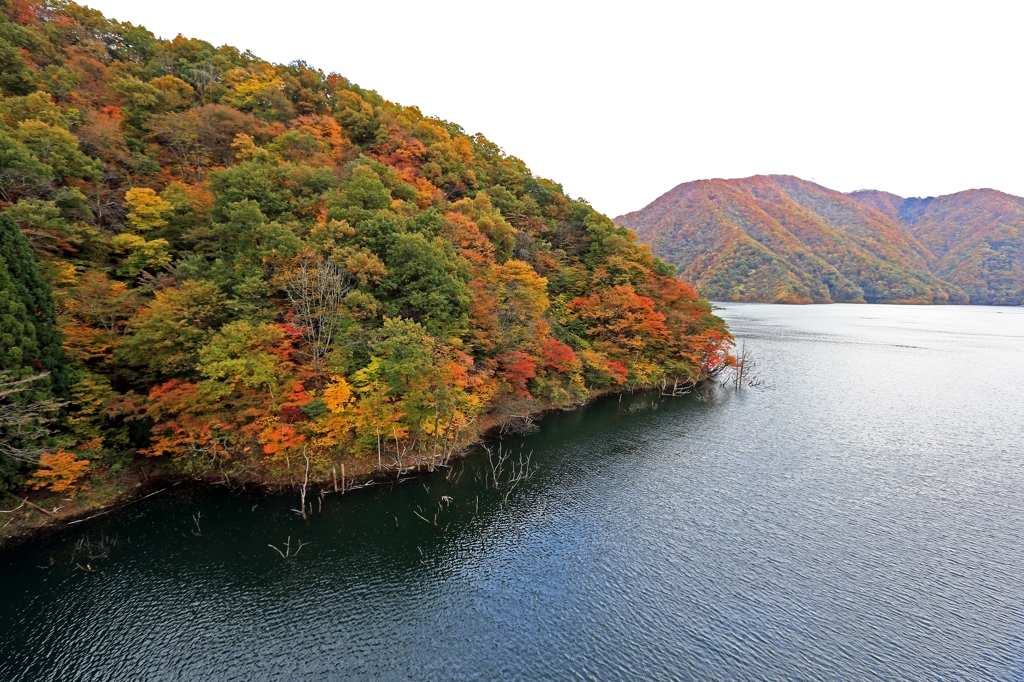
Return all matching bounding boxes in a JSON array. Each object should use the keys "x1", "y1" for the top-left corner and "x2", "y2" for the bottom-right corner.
[
  {"x1": 729, "y1": 342, "x2": 767, "y2": 389},
  {"x1": 484, "y1": 443, "x2": 510, "y2": 489},
  {"x1": 482, "y1": 443, "x2": 535, "y2": 504},
  {"x1": 502, "y1": 450, "x2": 533, "y2": 504},
  {"x1": 268, "y1": 536, "x2": 306, "y2": 559},
  {"x1": 292, "y1": 448, "x2": 310, "y2": 520},
  {"x1": 660, "y1": 374, "x2": 694, "y2": 397},
  {"x1": 732, "y1": 342, "x2": 747, "y2": 389}
]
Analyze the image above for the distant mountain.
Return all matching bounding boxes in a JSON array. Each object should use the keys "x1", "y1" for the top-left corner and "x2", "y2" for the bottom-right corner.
[
  {"x1": 849, "y1": 188, "x2": 1024, "y2": 305},
  {"x1": 618, "y1": 175, "x2": 1024, "y2": 305},
  {"x1": 616, "y1": 175, "x2": 965, "y2": 304}
]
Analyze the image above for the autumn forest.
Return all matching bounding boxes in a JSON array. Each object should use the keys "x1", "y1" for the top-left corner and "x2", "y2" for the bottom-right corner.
[{"x1": 0, "y1": 0, "x2": 732, "y2": 512}]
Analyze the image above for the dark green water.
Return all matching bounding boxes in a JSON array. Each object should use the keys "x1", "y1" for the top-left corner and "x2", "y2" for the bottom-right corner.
[{"x1": 2, "y1": 303, "x2": 1024, "y2": 680}]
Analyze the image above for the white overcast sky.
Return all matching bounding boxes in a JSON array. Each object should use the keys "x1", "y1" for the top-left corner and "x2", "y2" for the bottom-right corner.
[{"x1": 86, "y1": 0, "x2": 1024, "y2": 218}]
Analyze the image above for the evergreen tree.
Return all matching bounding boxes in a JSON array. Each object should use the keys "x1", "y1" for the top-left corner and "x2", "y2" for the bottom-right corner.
[
  {"x1": 0, "y1": 253, "x2": 38, "y2": 372},
  {"x1": 0, "y1": 255, "x2": 52, "y2": 492},
  {"x1": 0, "y1": 213, "x2": 67, "y2": 398}
]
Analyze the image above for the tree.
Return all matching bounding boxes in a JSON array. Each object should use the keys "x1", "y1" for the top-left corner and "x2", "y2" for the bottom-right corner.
[
  {"x1": 0, "y1": 213, "x2": 66, "y2": 397},
  {"x1": 3, "y1": 198, "x2": 75, "y2": 255},
  {"x1": 447, "y1": 193, "x2": 515, "y2": 262},
  {"x1": 345, "y1": 165, "x2": 392, "y2": 210},
  {"x1": 124, "y1": 187, "x2": 174, "y2": 232},
  {"x1": 335, "y1": 91, "x2": 383, "y2": 144},
  {"x1": 311, "y1": 374, "x2": 355, "y2": 452},
  {"x1": 0, "y1": 36, "x2": 37, "y2": 96},
  {"x1": 150, "y1": 104, "x2": 259, "y2": 177},
  {"x1": 118, "y1": 280, "x2": 228, "y2": 379},
  {"x1": 210, "y1": 199, "x2": 302, "y2": 271},
  {"x1": 0, "y1": 371, "x2": 63, "y2": 492},
  {"x1": 12, "y1": 120, "x2": 103, "y2": 182},
  {"x1": 0, "y1": 125, "x2": 51, "y2": 201},
  {"x1": 487, "y1": 260, "x2": 549, "y2": 349},
  {"x1": 497, "y1": 350, "x2": 536, "y2": 398},
  {"x1": 0, "y1": 91, "x2": 70, "y2": 129},
  {"x1": 109, "y1": 233, "x2": 172, "y2": 277},
  {"x1": 0, "y1": 254, "x2": 38, "y2": 373},
  {"x1": 283, "y1": 253, "x2": 354, "y2": 373},
  {"x1": 59, "y1": 271, "x2": 138, "y2": 368},
  {"x1": 197, "y1": 321, "x2": 293, "y2": 402},
  {"x1": 567, "y1": 285, "x2": 668, "y2": 358},
  {"x1": 381, "y1": 233, "x2": 471, "y2": 337},
  {"x1": 353, "y1": 317, "x2": 482, "y2": 464},
  {"x1": 28, "y1": 450, "x2": 90, "y2": 495}
]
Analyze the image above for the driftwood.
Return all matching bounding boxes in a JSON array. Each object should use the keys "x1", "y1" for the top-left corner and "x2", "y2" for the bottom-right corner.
[{"x1": 3, "y1": 491, "x2": 57, "y2": 518}]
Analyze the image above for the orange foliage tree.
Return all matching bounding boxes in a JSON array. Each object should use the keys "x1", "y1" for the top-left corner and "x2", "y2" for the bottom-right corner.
[{"x1": 29, "y1": 451, "x2": 90, "y2": 495}]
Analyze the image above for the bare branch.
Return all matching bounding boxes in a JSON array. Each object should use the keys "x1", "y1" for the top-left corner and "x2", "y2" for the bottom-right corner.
[
  {"x1": 0, "y1": 371, "x2": 64, "y2": 464},
  {"x1": 284, "y1": 255, "x2": 354, "y2": 373}
]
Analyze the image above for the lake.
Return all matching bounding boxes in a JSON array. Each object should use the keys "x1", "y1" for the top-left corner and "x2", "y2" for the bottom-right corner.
[{"x1": 2, "y1": 303, "x2": 1023, "y2": 680}]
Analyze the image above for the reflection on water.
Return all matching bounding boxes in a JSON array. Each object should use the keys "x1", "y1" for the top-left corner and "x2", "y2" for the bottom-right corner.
[{"x1": 3, "y1": 303, "x2": 1024, "y2": 680}]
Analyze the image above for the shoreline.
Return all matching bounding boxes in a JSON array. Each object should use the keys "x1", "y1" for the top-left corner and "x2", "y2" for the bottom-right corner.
[{"x1": 0, "y1": 386, "x2": 650, "y2": 551}]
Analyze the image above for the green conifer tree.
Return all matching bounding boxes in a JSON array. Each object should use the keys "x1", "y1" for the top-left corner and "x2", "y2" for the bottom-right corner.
[
  {"x1": 0, "y1": 254, "x2": 51, "y2": 491},
  {"x1": 0, "y1": 213, "x2": 67, "y2": 397},
  {"x1": 0, "y1": 253, "x2": 39, "y2": 372}
]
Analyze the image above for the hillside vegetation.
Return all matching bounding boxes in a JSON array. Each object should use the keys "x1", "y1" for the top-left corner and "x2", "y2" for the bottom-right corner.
[
  {"x1": 618, "y1": 175, "x2": 1021, "y2": 306},
  {"x1": 850, "y1": 189, "x2": 1024, "y2": 306},
  {"x1": 0, "y1": 0, "x2": 731, "y2": 499}
]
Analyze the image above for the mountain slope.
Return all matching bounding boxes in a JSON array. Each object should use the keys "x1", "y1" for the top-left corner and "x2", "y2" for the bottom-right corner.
[
  {"x1": 859, "y1": 189, "x2": 1023, "y2": 305},
  {"x1": 617, "y1": 175, "x2": 963, "y2": 304},
  {"x1": 0, "y1": 1, "x2": 732, "y2": 495}
]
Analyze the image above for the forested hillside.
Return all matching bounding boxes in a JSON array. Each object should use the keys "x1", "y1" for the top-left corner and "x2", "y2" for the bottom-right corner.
[
  {"x1": 0, "y1": 0, "x2": 731, "y2": 499},
  {"x1": 849, "y1": 189, "x2": 1024, "y2": 306},
  {"x1": 616, "y1": 175, "x2": 964, "y2": 305}
]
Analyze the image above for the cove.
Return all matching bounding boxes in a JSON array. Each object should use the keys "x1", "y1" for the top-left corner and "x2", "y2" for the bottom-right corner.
[{"x1": 2, "y1": 303, "x2": 1024, "y2": 680}]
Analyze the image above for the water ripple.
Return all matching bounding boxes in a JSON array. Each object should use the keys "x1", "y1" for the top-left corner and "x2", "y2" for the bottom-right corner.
[{"x1": 2, "y1": 303, "x2": 1024, "y2": 680}]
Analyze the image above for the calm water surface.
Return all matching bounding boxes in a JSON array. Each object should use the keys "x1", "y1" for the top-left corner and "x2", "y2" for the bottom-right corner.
[{"x1": 3, "y1": 303, "x2": 1024, "y2": 680}]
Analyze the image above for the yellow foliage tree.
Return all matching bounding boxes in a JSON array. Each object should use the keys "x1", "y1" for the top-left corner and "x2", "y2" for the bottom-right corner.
[
  {"x1": 312, "y1": 375, "x2": 356, "y2": 451},
  {"x1": 124, "y1": 187, "x2": 173, "y2": 232}
]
